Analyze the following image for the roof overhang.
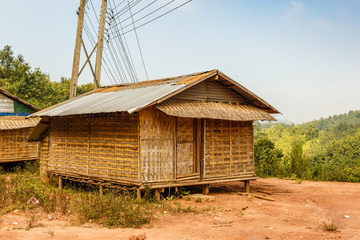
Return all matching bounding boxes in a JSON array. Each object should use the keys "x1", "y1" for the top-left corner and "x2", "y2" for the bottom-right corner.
[
  {"x1": 157, "y1": 101, "x2": 276, "y2": 121},
  {"x1": 0, "y1": 116, "x2": 41, "y2": 130},
  {"x1": 27, "y1": 117, "x2": 49, "y2": 142}
]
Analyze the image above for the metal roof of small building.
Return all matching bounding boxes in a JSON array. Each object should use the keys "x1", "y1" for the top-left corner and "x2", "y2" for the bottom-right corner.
[
  {"x1": 31, "y1": 70, "x2": 279, "y2": 118},
  {"x1": 0, "y1": 88, "x2": 40, "y2": 112}
]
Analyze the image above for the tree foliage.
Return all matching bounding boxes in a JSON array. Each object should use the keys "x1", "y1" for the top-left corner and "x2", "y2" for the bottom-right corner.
[
  {"x1": 0, "y1": 45, "x2": 93, "y2": 109},
  {"x1": 254, "y1": 110, "x2": 360, "y2": 182}
]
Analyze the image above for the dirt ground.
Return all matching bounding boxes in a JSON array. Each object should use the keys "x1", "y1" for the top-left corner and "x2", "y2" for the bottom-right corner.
[{"x1": 1, "y1": 178, "x2": 359, "y2": 240}]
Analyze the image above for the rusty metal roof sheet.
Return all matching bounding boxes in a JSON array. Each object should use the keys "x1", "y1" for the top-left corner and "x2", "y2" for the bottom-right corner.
[
  {"x1": 31, "y1": 69, "x2": 279, "y2": 118},
  {"x1": 34, "y1": 83, "x2": 186, "y2": 117},
  {"x1": 0, "y1": 116, "x2": 41, "y2": 130},
  {"x1": 157, "y1": 101, "x2": 276, "y2": 121}
]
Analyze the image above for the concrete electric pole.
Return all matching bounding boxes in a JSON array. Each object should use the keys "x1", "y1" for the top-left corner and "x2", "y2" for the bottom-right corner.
[
  {"x1": 70, "y1": 0, "x2": 108, "y2": 99},
  {"x1": 69, "y1": 0, "x2": 86, "y2": 99},
  {"x1": 94, "y1": 0, "x2": 108, "y2": 89}
]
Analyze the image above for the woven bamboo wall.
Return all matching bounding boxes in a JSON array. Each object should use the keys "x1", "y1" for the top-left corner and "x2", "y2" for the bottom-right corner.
[
  {"x1": 176, "y1": 118, "x2": 194, "y2": 176},
  {"x1": 204, "y1": 119, "x2": 254, "y2": 177},
  {"x1": 39, "y1": 136, "x2": 49, "y2": 177},
  {"x1": 140, "y1": 107, "x2": 175, "y2": 182},
  {"x1": 0, "y1": 127, "x2": 39, "y2": 162},
  {"x1": 46, "y1": 113, "x2": 139, "y2": 182}
]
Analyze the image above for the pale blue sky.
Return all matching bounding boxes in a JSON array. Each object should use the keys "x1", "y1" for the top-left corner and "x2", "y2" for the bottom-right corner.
[{"x1": 0, "y1": 0, "x2": 359, "y2": 123}]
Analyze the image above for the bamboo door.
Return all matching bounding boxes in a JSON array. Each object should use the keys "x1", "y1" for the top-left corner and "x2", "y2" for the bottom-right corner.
[{"x1": 176, "y1": 118, "x2": 197, "y2": 178}]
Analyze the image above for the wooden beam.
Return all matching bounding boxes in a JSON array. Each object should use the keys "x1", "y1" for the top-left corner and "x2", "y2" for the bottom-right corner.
[
  {"x1": 58, "y1": 176, "x2": 63, "y2": 190},
  {"x1": 202, "y1": 184, "x2": 210, "y2": 195},
  {"x1": 154, "y1": 189, "x2": 161, "y2": 201},
  {"x1": 137, "y1": 189, "x2": 141, "y2": 200},
  {"x1": 94, "y1": 0, "x2": 108, "y2": 89},
  {"x1": 70, "y1": 0, "x2": 86, "y2": 99},
  {"x1": 78, "y1": 43, "x2": 97, "y2": 77},
  {"x1": 244, "y1": 180, "x2": 250, "y2": 193},
  {"x1": 99, "y1": 185, "x2": 103, "y2": 196},
  {"x1": 247, "y1": 193, "x2": 274, "y2": 201},
  {"x1": 196, "y1": 119, "x2": 201, "y2": 173},
  {"x1": 81, "y1": 39, "x2": 97, "y2": 80},
  {"x1": 45, "y1": 175, "x2": 50, "y2": 184}
]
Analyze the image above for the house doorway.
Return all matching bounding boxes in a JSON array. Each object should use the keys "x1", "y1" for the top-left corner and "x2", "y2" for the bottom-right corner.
[{"x1": 175, "y1": 118, "x2": 202, "y2": 179}]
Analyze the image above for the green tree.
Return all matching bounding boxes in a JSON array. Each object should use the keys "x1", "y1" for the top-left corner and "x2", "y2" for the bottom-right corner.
[
  {"x1": 254, "y1": 138, "x2": 283, "y2": 176},
  {"x1": 289, "y1": 141, "x2": 308, "y2": 178},
  {"x1": 0, "y1": 45, "x2": 93, "y2": 109},
  {"x1": 305, "y1": 123, "x2": 319, "y2": 140}
]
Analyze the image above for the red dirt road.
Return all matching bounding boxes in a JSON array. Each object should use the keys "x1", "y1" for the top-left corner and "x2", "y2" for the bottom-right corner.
[{"x1": 1, "y1": 178, "x2": 359, "y2": 240}]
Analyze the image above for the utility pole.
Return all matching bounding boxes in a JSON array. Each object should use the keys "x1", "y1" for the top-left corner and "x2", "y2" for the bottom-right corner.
[
  {"x1": 70, "y1": 0, "x2": 86, "y2": 99},
  {"x1": 94, "y1": 0, "x2": 108, "y2": 89}
]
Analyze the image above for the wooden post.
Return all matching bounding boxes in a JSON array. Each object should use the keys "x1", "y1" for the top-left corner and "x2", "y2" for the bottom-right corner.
[
  {"x1": 99, "y1": 185, "x2": 103, "y2": 196},
  {"x1": 45, "y1": 175, "x2": 50, "y2": 184},
  {"x1": 94, "y1": 0, "x2": 108, "y2": 89},
  {"x1": 196, "y1": 119, "x2": 201, "y2": 173},
  {"x1": 244, "y1": 180, "x2": 251, "y2": 193},
  {"x1": 58, "y1": 176, "x2": 63, "y2": 190},
  {"x1": 70, "y1": 0, "x2": 86, "y2": 99},
  {"x1": 137, "y1": 189, "x2": 141, "y2": 200},
  {"x1": 202, "y1": 184, "x2": 210, "y2": 195},
  {"x1": 154, "y1": 189, "x2": 161, "y2": 201}
]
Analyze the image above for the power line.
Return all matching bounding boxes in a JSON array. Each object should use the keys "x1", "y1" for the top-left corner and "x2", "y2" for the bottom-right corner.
[
  {"x1": 112, "y1": 0, "x2": 158, "y2": 23},
  {"x1": 83, "y1": 22, "x2": 117, "y2": 85},
  {"x1": 109, "y1": 0, "x2": 176, "y2": 32},
  {"x1": 127, "y1": 0, "x2": 148, "y2": 80},
  {"x1": 109, "y1": 0, "x2": 192, "y2": 39},
  {"x1": 112, "y1": 0, "x2": 142, "y2": 19},
  {"x1": 108, "y1": 0, "x2": 139, "y2": 82}
]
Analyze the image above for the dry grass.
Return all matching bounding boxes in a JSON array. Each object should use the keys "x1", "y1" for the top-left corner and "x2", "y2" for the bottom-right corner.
[{"x1": 322, "y1": 222, "x2": 340, "y2": 232}]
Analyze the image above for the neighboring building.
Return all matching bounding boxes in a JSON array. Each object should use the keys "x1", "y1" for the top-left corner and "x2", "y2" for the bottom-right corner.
[
  {"x1": 29, "y1": 70, "x2": 279, "y2": 197},
  {"x1": 0, "y1": 88, "x2": 40, "y2": 163}
]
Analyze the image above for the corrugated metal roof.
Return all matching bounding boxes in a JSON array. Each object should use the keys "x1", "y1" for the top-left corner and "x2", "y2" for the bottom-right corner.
[
  {"x1": 157, "y1": 101, "x2": 276, "y2": 121},
  {"x1": 31, "y1": 69, "x2": 279, "y2": 118},
  {"x1": 34, "y1": 83, "x2": 185, "y2": 117},
  {"x1": 86, "y1": 70, "x2": 215, "y2": 94},
  {"x1": 0, "y1": 88, "x2": 40, "y2": 111},
  {"x1": 0, "y1": 116, "x2": 41, "y2": 130}
]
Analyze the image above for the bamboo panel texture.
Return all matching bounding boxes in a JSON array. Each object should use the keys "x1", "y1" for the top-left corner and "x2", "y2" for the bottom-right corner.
[
  {"x1": 39, "y1": 136, "x2": 49, "y2": 177},
  {"x1": 230, "y1": 121, "x2": 254, "y2": 175},
  {"x1": 46, "y1": 113, "x2": 139, "y2": 181},
  {"x1": 0, "y1": 127, "x2": 39, "y2": 162},
  {"x1": 169, "y1": 80, "x2": 246, "y2": 103},
  {"x1": 140, "y1": 107, "x2": 174, "y2": 182},
  {"x1": 176, "y1": 118, "x2": 194, "y2": 176},
  {"x1": 48, "y1": 118, "x2": 67, "y2": 172},
  {"x1": 204, "y1": 119, "x2": 254, "y2": 177}
]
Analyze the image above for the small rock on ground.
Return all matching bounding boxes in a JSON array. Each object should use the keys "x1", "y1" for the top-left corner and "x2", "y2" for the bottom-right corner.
[{"x1": 189, "y1": 194, "x2": 215, "y2": 202}]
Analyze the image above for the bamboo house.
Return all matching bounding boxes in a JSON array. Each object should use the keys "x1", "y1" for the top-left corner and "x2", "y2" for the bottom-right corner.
[
  {"x1": 0, "y1": 88, "x2": 40, "y2": 163},
  {"x1": 29, "y1": 70, "x2": 279, "y2": 197}
]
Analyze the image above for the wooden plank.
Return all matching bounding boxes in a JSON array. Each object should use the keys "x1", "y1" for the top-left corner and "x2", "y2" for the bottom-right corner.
[{"x1": 247, "y1": 193, "x2": 275, "y2": 201}]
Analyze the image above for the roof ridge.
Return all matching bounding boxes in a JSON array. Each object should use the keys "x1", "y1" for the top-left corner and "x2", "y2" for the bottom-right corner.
[
  {"x1": 98, "y1": 69, "x2": 217, "y2": 89},
  {"x1": 0, "y1": 87, "x2": 41, "y2": 111}
]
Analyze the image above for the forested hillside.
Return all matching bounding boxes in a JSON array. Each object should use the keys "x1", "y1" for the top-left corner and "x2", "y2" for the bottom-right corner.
[
  {"x1": 0, "y1": 45, "x2": 93, "y2": 109},
  {"x1": 255, "y1": 110, "x2": 360, "y2": 182}
]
